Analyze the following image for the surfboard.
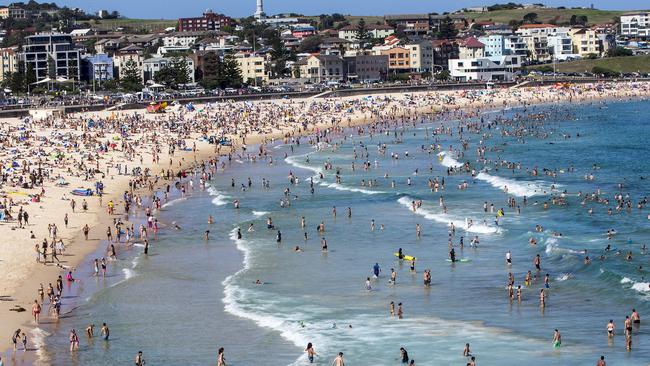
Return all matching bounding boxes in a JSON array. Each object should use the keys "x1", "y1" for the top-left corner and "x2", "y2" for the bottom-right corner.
[{"x1": 394, "y1": 253, "x2": 417, "y2": 261}]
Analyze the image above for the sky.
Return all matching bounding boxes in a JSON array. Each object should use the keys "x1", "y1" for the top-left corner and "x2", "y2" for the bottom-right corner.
[{"x1": 14, "y1": 0, "x2": 650, "y2": 19}]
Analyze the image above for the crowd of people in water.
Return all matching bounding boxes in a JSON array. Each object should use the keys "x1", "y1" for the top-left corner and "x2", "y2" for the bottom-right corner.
[{"x1": 2, "y1": 81, "x2": 649, "y2": 365}]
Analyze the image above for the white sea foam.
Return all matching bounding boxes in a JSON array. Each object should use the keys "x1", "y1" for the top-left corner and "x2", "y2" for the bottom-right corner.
[
  {"x1": 206, "y1": 185, "x2": 230, "y2": 206},
  {"x1": 30, "y1": 327, "x2": 51, "y2": 364},
  {"x1": 397, "y1": 196, "x2": 502, "y2": 234},
  {"x1": 161, "y1": 196, "x2": 187, "y2": 209},
  {"x1": 556, "y1": 273, "x2": 572, "y2": 281},
  {"x1": 285, "y1": 153, "x2": 322, "y2": 177},
  {"x1": 252, "y1": 211, "x2": 270, "y2": 217},
  {"x1": 437, "y1": 151, "x2": 464, "y2": 168},
  {"x1": 544, "y1": 237, "x2": 584, "y2": 256},
  {"x1": 222, "y1": 227, "x2": 325, "y2": 361},
  {"x1": 621, "y1": 277, "x2": 650, "y2": 294},
  {"x1": 322, "y1": 181, "x2": 386, "y2": 195},
  {"x1": 122, "y1": 268, "x2": 135, "y2": 280},
  {"x1": 476, "y1": 172, "x2": 554, "y2": 197}
]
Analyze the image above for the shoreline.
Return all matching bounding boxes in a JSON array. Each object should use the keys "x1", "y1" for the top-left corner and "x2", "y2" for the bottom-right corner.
[{"x1": 1, "y1": 82, "x2": 649, "y2": 362}]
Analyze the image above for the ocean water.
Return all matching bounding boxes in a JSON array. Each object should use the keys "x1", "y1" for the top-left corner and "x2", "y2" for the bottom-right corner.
[{"x1": 36, "y1": 99, "x2": 650, "y2": 365}]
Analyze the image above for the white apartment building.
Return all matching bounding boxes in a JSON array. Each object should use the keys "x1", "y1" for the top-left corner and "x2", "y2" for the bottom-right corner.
[
  {"x1": 516, "y1": 24, "x2": 570, "y2": 61},
  {"x1": 162, "y1": 32, "x2": 213, "y2": 48},
  {"x1": 338, "y1": 24, "x2": 395, "y2": 42},
  {"x1": 449, "y1": 55, "x2": 521, "y2": 81},
  {"x1": 143, "y1": 56, "x2": 195, "y2": 84},
  {"x1": 619, "y1": 12, "x2": 650, "y2": 38},
  {"x1": 479, "y1": 35, "x2": 528, "y2": 57}
]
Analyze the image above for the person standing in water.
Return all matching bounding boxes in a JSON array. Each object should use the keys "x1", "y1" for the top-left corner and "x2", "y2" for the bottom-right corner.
[
  {"x1": 135, "y1": 351, "x2": 145, "y2": 366},
  {"x1": 399, "y1": 347, "x2": 409, "y2": 363},
  {"x1": 217, "y1": 347, "x2": 226, "y2": 366},
  {"x1": 305, "y1": 342, "x2": 318, "y2": 363},
  {"x1": 552, "y1": 329, "x2": 561, "y2": 348},
  {"x1": 332, "y1": 352, "x2": 345, "y2": 366}
]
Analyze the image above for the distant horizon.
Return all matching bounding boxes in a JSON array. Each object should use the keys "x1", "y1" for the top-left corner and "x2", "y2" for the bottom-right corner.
[{"x1": 4, "y1": 0, "x2": 649, "y2": 20}]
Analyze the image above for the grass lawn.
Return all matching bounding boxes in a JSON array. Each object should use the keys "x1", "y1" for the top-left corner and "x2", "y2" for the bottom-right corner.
[
  {"x1": 460, "y1": 8, "x2": 642, "y2": 24},
  {"x1": 527, "y1": 55, "x2": 650, "y2": 73},
  {"x1": 87, "y1": 18, "x2": 178, "y2": 31}
]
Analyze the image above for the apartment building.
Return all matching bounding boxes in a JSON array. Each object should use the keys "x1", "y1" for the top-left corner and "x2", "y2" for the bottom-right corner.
[
  {"x1": 23, "y1": 33, "x2": 80, "y2": 81},
  {"x1": 619, "y1": 12, "x2": 650, "y2": 38},
  {"x1": 235, "y1": 53, "x2": 268, "y2": 84},
  {"x1": 0, "y1": 47, "x2": 18, "y2": 81}
]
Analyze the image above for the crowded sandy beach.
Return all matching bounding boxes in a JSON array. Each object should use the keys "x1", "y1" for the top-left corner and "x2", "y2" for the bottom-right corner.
[{"x1": 1, "y1": 81, "x2": 650, "y2": 364}]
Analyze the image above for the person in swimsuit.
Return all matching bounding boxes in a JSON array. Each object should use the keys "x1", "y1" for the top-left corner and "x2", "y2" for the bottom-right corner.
[
  {"x1": 217, "y1": 347, "x2": 226, "y2": 366},
  {"x1": 69, "y1": 329, "x2": 79, "y2": 351},
  {"x1": 11, "y1": 329, "x2": 21, "y2": 351},
  {"x1": 332, "y1": 352, "x2": 345, "y2": 366},
  {"x1": 606, "y1": 320, "x2": 615, "y2": 337},
  {"x1": 32, "y1": 300, "x2": 41, "y2": 324},
  {"x1": 552, "y1": 329, "x2": 561, "y2": 348},
  {"x1": 101, "y1": 323, "x2": 110, "y2": 340},
  {"x1": 400, "y1": 347, "x2": 409, "y2": 363},
  {"x1": 135, "y1": 351, "x2": 145, "y2": 366},
  {"x1": 631, "y1": 309, "x2": 640, "y2": 324},
  {"x1": 305, "y1": 342, "x2": 318, "y2": 363}
]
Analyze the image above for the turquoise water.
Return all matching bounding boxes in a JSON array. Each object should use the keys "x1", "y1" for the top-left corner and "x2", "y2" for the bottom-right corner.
[{"x1": 37, "y1": 99, "x2": 650, "y2": 365}]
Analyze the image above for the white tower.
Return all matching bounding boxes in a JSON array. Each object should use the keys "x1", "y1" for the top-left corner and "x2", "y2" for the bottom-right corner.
[{"x1": 254, "y1": 0, "x2": 265, "y2": 19}]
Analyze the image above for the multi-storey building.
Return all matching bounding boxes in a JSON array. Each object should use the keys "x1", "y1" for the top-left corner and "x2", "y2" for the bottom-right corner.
[
  {"x1": 81, "y1": 53, "x2": 114, "y2": 83},
  {"x1": 343, "y1": 54, "x2": 389, "y2": 82},
  {"x1": 0, "y1": 6, "x2": 28, "y2": 19},
  {"x1": 178, "y1": 10, "x2": 233, "y2": 32},
  {"x1": 142, "y1": 56, "x2": 195, "y2": 84},
  {"x1": 569, "y1": 28, "x2": 602, "y2": 57},
  {"x1": 479, "y1": 34, "x2": 528, "y2": 57},
  {"x1": 381, "y1": 46, "x2": 411, "y2": 73},
  {"x1": 338, "y1": 24, "x2": 395, "y2": 41},
  {"x1": 0, "y1": 47, "x2": 19, "y2": 81},
  {"x1": 23, "y1": 33, "x2": 80, "y2": 81},
  {"x1": 300, "y1": 55, "x2": 344, "y2": 83},
  {"x1": 619, "y1": 12, "x2": 650, "y2": 38},
  {"x1": 113, "y1": 44, "x2": 143, "y2": 80},
  {"x1": 235, "y1": 53, "x2": 268, "y2": 84}
]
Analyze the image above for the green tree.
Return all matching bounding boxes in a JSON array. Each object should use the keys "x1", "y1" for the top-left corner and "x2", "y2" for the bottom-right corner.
[
  {"x1": 47, "y1": 56, "x2": 56, "y2": 80},
  {"x1": 523, "y1": 12, "x2": 538, "y2": 24},
  {"x1": 154, "y1": 65, "x2": 176, "y2": 87},
  {"x1": 437, "y1": 17, "x2": 458, "y2": 39},
  {"x1": 355, "y1": 18, "x2": 370, "y2": 43},
  {"x1": 270, "y1": 32, "x2": 289, "y2": 77},
  {"x1": 200, "y1": 52, "x2": 223, "y2": 89},
  {"x1": 170, "y1": 57, "x2": 190, "y2": 86},
  {"x1": 220, "y1": 54, "x2": 242, "y2": 88},
  {"x1": 434, "y1": 70, "x2": 451, "y2": 81},
  {"x1": 298, "y1": 35, "x2": 323, "y2": 53},
  {"x1": 25, "y1": 63, "x2": 37, "y2": 89},
  {"x1": 120, "y1": 58, "x2": 143, "y2": 92},
  {"x1": 606, "y1": 47, "x2": 633, "y2": 57}
]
